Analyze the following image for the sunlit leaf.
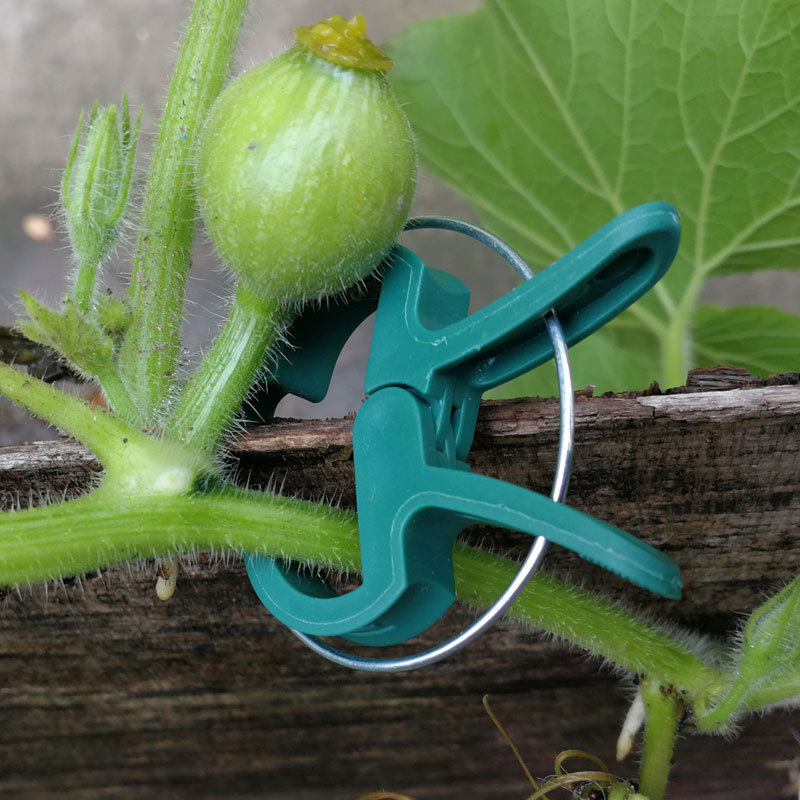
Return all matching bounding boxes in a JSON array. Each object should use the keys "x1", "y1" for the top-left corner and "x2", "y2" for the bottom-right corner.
[{"x1": 389, "y1": 0, "x2": 800, "y2": 394}]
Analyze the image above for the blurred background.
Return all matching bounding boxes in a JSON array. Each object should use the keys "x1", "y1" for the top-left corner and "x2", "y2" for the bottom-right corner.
[{"x1": 1, "y1": 0, "x2": 798, "y2": 444}]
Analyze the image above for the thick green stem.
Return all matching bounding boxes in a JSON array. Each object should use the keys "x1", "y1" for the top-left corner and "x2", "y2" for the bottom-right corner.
[
  {"x1": 0, "y1": 485, "x2": 356, "y2": 585},
  {"x1": 169, "y1": 284, "x2": 287, "y2": 454},
  {"x1": 638, "y1": 680, "x2": 680, "y2": 800},
  {"x1": 661, "y1": 263, "x2": 710, "y2": 389},
  {"x1": 0, "y1": 362, "x2": 211, "y2": 489},
  {"x1": 453, "y1": 543, "x2": 719, "y2": 696},
  {"x1": 0, "y1": 362, "x2": 150, "y2": 466},
  {"x1": 0, "y1": 482, "x2": 720, "y2": 695},
  {"x1": 119, "y1": 0, "x2": 249, "y2": 423}
]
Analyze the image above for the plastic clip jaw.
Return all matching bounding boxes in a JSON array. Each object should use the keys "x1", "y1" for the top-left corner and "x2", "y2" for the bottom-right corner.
[
  {"x1": 253, "y1": 276, "x2": 382, "y2": 420},
  {"x1": 245, "y1": 204, "x2": 683, "y2": 660}
]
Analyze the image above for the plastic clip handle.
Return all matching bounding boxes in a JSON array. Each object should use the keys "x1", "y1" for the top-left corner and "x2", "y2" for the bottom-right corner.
[
  {"x1": 369, "y1": 203, "x2": 680, "y2": 396},
  {"x1": 468, "y1": 201, "x2": 682, "y2": 390},
  {"x1": 365, "y1": 203, "x2": 681, "y2": 460}
]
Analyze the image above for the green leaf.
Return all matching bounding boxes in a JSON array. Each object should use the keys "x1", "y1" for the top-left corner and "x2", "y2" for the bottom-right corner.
[
  {"x1": 18, "y1": 292, "x2": 115, "y2": 379},
  {"x1": 693, "y1": 304, "x2": 800, "y2": 377},
  {"x1": 388, "y1": 0, "x2": 800, "y2": 393}
]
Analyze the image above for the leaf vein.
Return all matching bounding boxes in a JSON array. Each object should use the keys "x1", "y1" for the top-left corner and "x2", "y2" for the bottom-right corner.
[
  {"x1": 493, "y1": 0, "x2": 624, "y2": 211},
  {"x1": 428, "y1": 66, "x2": 578, "y2": 251}
]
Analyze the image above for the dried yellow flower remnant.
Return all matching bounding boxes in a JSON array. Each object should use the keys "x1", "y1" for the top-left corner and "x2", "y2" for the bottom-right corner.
[{"x1": 295, "y1": 13, "x2": 394, "y2": 72}]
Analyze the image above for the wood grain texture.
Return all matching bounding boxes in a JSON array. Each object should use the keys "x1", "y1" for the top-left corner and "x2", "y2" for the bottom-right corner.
[{"x1": 1, "y1": 367, "x2": 799, "y2": 799}]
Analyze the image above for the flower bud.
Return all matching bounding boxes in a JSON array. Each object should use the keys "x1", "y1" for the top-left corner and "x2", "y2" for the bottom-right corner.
[
  {"x1": 61, "y1": 93, "x2": 140, "y2": 297},
  {"x1": 196, "y1": 13, "x2": 417, "y2": 304},
  {"x1": 741, "y1": 576, "x2": 800, "y2": 675}
]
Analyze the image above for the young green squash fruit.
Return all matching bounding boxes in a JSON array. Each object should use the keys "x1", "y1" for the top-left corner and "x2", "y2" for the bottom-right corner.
[{"x1": 196, "y1": 13, "x2": 417, "y2": 304}]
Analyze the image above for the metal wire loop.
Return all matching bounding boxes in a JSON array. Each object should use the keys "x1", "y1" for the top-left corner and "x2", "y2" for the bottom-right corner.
[{"x1": 289, "y1": 216, "x2": 575, "y2": 672}]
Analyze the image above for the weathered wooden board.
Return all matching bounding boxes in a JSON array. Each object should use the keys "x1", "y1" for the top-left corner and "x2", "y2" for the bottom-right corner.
[{"x1": 1, "y1": 368, "x2": 799, "y2": 799}]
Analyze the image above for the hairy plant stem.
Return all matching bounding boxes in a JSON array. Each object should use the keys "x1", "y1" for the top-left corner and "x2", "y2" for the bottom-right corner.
[
  {"x1": 0, "y1": 362, "x2": 149, "y2": 466},
  {"x1": 93, "y1": 366, "x2": 142, "y2": 425},
  {"x1": 638, "y1": 680, "x2": 680, "y2": 800},
  {"x1": 170, "y1": 284, "x2": 288, "y2": 454},
  {"x1": 73, "y1": 252, "x2": 102, "y2": 317},
  {"x1": 452, "y1": 544, "x2": 720, "y2": 697},
  {"x1": 0, "y1": 481, "x2": 721, "y2": 697},
  {"x1": 119, "y1": 0, "x2": 248, "y2": 423},
  {"x1": 0, "y1": 362, "x2": 212, "y2": 491},
  {"x1": 695, "y1": 680, "x2": 750, "y2": 733},
  {"x1": 743, "y1": 677, "x2": 800, "y2": 712}
]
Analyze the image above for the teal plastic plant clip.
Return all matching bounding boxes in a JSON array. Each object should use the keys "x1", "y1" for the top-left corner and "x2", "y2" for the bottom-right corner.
[{"x1": 246, "y1": 202, "x2": 683, "y2": 667}]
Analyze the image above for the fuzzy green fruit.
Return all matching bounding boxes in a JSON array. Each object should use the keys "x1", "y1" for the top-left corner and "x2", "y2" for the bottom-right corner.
[{"x1": 196, "y1": 14, "x2": 417, "y2": 304}]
